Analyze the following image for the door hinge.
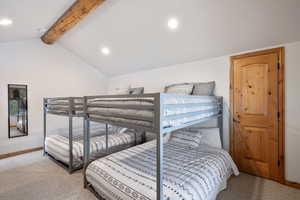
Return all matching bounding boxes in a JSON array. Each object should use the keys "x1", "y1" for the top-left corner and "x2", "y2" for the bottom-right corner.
[
  {"x1": 278, "y1": 62, "x2": 280, "y2": 70},
  {"x1": 278, "y1": 160, "x2": 280, "y2": 167},
  {"x1": 278, "y1": 112, "x2": 280, "y2": 119}
]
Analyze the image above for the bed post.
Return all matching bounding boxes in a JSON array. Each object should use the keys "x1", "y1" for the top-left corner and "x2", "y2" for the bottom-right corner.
[
  {"x1": 218, "y1": 97, "x2": 224, "y2": 148},
  {"x1": 142, "y1": 131, "x2": 146, "y2": 143},
  {"x1": 83, "y1": 96, "x2": 90, "y2": 188},
  {"x1": 134, "y1": 131, "x2": 137, "y2": 145},
  {"x1": 105, "y1": 123, "x2": 108, "y2": 153},
  {"x1": 68, "y1": 97, "x2": 74, "y2": 173},
  {"x1": 43, "y1": 98, "x2": 47, "y2": 156},
  {"x1": 155, "y1": 93, "x2": 163, "y2": 200}
]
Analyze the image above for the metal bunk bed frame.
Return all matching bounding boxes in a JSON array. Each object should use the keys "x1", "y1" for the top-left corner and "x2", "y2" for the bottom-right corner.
[
  {"x1": 43, "y1": 97, "x2": 84, "y2": 174},
  {"x1": 83, "y1": 93, "x2": 223, "y2": 200}
]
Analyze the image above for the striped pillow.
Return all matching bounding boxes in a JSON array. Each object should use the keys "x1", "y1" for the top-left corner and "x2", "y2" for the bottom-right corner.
[{"x1": 170, "y1": 130, "x2": 202, "y2": 147}]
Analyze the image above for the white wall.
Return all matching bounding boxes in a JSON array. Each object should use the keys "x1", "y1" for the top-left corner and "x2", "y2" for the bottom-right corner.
[
  {"x1": 0, "y1": 39, "x2": 108, "y2": 154},
  {"x1": 109, "y1": 55, "x2": 230, "y2": 147},
  {"x1": 284, "y1": 42, "x2": 300, "y2": 183},
  {"x1": 108, "y1": 41, "x2": 300, "y2": 183}
]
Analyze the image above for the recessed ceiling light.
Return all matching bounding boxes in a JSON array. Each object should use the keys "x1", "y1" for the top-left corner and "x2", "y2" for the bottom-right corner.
[
  {"x1": 101, "y1": 47, "x2": 110, "y2": 56},
  {"x1": 0, "y1": 18, "x2": 13, "y2": 26},
  {"x1": 167, "y1": 18, "x2": 179, "y2": 30}
]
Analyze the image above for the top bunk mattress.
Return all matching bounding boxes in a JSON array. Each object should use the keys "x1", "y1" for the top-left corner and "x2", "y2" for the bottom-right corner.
[
  {"x1": 45, "y1": 97, "x2": 84, "y2": 116},
  {"x1": 86, "y1": 94, "x2": 222, "y2": 133}
]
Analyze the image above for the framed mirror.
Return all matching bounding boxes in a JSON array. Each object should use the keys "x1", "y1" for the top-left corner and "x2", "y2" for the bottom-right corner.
[{"x1": 8, "y1": 84, "x2": 28, "y2": 138}]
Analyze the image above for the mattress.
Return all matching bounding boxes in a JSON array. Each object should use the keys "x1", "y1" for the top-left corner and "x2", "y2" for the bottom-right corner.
[
  {"x1": 58, "y1": 123, "x2": 107, "y2": 139},
  {"x1": 47, "y1": 98, "x2": 83, "y2": 104},
  {"x1": 87, "y1": 95, "x2": 220, "y2": 130},
  {"x1": 86, "y1": 140, "x2": 239, "y2": 200},
  {"x1": 46, "y1": 98, "x2": 84, "y2": 115},
  {"x1": 45, "y1": 129, "x2": 143, "y2": 168}
]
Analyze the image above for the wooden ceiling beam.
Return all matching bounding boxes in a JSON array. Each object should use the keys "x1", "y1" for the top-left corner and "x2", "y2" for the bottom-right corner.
[{"x1": 41, "y1": 0, "x2": 105, "y2": 44}]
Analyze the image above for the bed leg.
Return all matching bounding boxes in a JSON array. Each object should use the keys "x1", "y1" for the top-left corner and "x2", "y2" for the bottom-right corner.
[
  {"x1": 134, "y1": 131, "x2": 137, "y2": 145},
  {"x1": 157, "y1": 132, "x2": 163, "y2": 200},
  {"x1": 83, "y1": 118, "x2": 90, "y2": 188},
  {"x1": 105, "y1": 123, "x2": 108, "y2": 153},
  {"x1": 43, "y1": 98, "x2": 47, "y2": 156},
  {"x1": 68, "y1": 115, "x2": 73, "y2": 174},
  {"x1": 218, "y1": 97, "x2": 224, "y2": 148},
  {"x1": 142, "y1": 131, "x2": 146, "y2": 143}
]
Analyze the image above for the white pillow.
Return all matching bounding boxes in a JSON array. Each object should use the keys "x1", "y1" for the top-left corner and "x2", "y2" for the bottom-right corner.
[
  {"x1": 164, "y1": 132, "x2": 172, "y2": 142},
  {"x1": 165, "y1": 83, "x2": 194, "y2": 94},
  {"x1": 198, "y1": 128, "x2": 222, "y2": 149},
  {"x1": 109, "y1": 125, "x2": 127, "y2": 134}
]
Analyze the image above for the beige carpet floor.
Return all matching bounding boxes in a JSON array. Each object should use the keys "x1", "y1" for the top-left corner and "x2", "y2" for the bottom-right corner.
[{"x1": 0, "y1": 151, "x2": 300, "y2": 200}]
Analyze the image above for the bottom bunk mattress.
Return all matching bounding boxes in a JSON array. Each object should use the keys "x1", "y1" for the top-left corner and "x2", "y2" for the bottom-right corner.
[
  {"x1": 86, "y1": 140, "x2": 239, "y2": 200},
  {"x1": 45, "y1": 130, "x2": 144, "y2": 168}
]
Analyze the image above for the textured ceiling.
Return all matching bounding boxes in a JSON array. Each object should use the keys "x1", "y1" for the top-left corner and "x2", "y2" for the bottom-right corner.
[{"x1": 1, "y1": 0, "x2": 300, "y2": 76}]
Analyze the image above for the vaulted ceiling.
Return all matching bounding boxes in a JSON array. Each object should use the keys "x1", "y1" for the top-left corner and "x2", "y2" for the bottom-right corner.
[
  {"x1": 0, "y1": 0, "x2": 76, "y2": 42},
  {"x1": 1, "y1": 0, "x2": 300, "y2": 76}
]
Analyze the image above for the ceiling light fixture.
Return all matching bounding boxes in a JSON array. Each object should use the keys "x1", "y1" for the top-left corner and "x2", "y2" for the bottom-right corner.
[
  {"x1": 101, "y1": 47, "x2": 110, "y2": 56},
  {"x1": 0, "y1": 18, "x2": 13, "y2": 26},
  {"x1": 167, "y1": 17, "x2": 179, "y2": 30}
]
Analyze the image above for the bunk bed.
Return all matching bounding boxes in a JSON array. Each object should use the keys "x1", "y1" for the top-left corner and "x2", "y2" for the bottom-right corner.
[
  {"x1": 43, "y1": 97, "x2": 145, "y2": 173},
  {"x1": 83, "y1": 93, "x2": 238, "y2": 200}
]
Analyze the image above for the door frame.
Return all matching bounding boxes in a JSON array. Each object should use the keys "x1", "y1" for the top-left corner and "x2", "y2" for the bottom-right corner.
[{"x1": 230, "y1": 47, "x2": 285, "y2": 183}]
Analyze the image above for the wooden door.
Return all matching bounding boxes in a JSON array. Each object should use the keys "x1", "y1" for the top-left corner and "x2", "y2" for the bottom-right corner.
[{"x1": 231, "y1": 48, "x2": 284, "y2": 182}]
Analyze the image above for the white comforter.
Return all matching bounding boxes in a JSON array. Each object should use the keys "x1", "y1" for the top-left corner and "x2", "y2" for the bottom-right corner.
[{"x1": 45, "y1": 130, "x2": 143, "y2": 167}]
